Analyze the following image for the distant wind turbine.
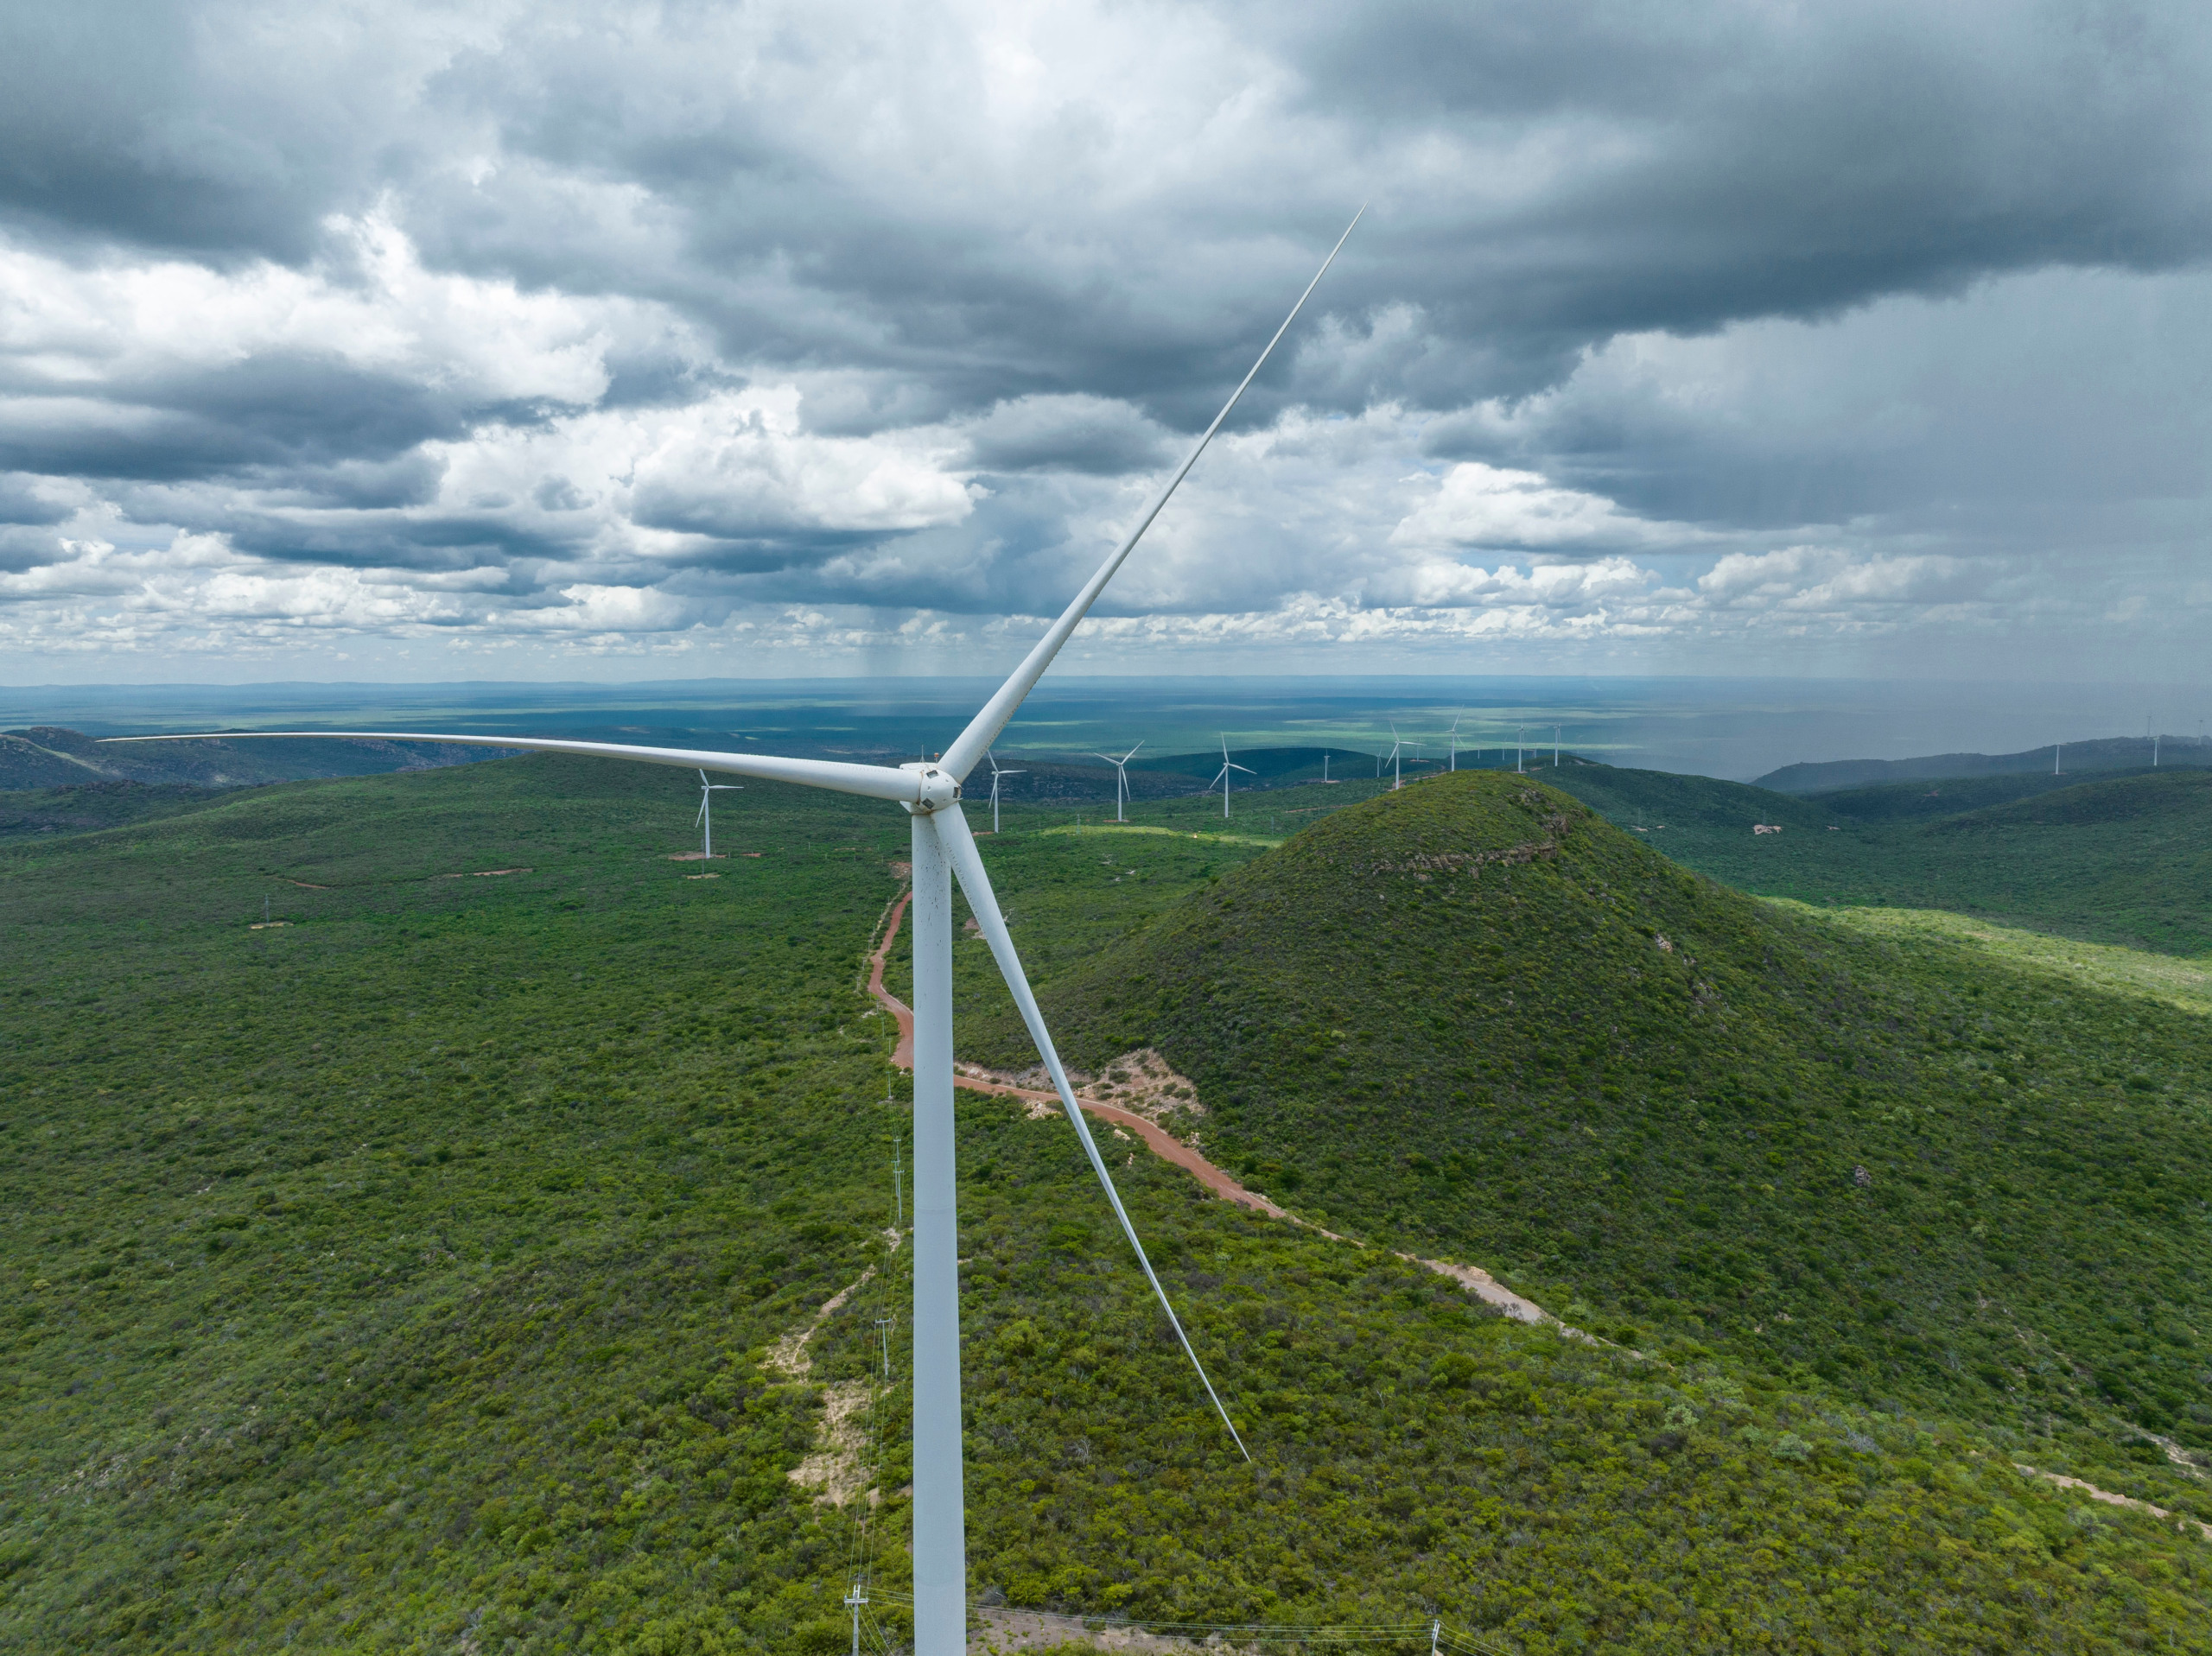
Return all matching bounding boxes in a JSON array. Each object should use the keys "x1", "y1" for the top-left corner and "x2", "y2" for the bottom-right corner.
[
  {"x1": 1384, "y1": 722, "x2": 1404, "y2": 790},
  {"x1": 696, "y1": 769, "x2": 741, "y2": 857},
  {"x1": 1516, "y1": 726, "x2": 1527, "y2": 774},
  {"x1": 99, "y1": 204, "x2": 1364, "y2": 1656},
  {"x1": 1554, "y1": 725, "x2": 1561, "y2": 767},
  {"x1": 1093, "y1": 740, "x2": 1142, "y2": 823},
  {"x1": 1210, "y1": 736, "x2": 1256, "y2": 818},
  {"x1": 982, "y1": 751, "x2": 1026, "y2": 834},
  {"x1": 1447, "y1": 712, "x2": 1462, "y2": 772}
]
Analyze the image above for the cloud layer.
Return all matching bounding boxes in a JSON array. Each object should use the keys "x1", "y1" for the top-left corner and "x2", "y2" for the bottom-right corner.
[{"x1": 2, "y1": 0, "x2": 2209, "y2": 679}]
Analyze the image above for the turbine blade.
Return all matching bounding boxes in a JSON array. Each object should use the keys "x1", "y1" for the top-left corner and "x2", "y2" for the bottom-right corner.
[
  {"x1": 931, "y1": 806, "x2": 1250, "y2": 1461},
  {"x1": 99, "y1": 732, "x2": 925, "y2": 805},
  {"x1": 696, "y1": 797, "x2": 708, "y2": 827},
  {"x1": 939, "y1": 208, "x2": 1363, "y2": 783}
]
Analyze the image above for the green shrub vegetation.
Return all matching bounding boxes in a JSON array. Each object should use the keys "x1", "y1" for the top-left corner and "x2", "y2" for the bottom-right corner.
[{"x1": 8, "y1": 757, "x2": 2212, "y2": 1651}]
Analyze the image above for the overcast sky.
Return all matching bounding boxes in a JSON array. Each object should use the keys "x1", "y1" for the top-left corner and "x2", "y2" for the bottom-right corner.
[{"x1": 2, "y1": 0, "x2": 2207, "y2": 684}]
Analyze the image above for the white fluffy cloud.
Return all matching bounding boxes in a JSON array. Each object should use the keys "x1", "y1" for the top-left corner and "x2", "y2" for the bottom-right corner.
[{"x1": 1, "y1": 0, "x2": 2209, "y2": 680}]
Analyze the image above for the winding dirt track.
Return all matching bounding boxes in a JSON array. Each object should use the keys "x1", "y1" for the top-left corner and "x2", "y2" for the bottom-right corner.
[{"x1": 864, "y1": 885, "x2": 1290, "y2": 1219}]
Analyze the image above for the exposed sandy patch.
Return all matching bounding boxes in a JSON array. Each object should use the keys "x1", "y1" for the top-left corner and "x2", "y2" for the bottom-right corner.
[
  {"x1": 279, "y1": 879, "x2": 328, "y2": 889},
  {"x1": 766, "y1": 1266, "x2": 877, "y2": 1380},
  {"x1": 248, "y1": 921, "x2": 289, "y2": 930},
  {"x1": 954, "y1": 1048, "x2": 1204, "y2": 1128},
  {"x1": 788, "y1": 1380, "x2": 877, "y2": 1507},
  {"x1": 973, "y1": 1608, "x2": 1210, "y2": 1653},
  {"x1": 769, "y1": 1265, "x2": 892, "y2": 1507},
  {"x1": 2014, "y1": 1463, "x2": 2212, "y2": 1540},
  {"x1": 1406, "y1": 1254, "x2": 1587, "y2": 1336},
  {"x1": 440, "y1": 867, "x2": 532, "y2": 878},
  {"x1": 666, "y1": 852, "x2": 723, "y2": 861}
]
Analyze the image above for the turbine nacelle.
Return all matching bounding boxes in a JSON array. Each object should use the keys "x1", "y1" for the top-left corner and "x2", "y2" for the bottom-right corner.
[{"x1": 899, "y1": 762, "x2": 963, "y2": 815}]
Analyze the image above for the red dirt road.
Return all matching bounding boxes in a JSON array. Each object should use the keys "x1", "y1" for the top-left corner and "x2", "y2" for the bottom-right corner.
[{"x1": 863, "y1": 883, "x2": 1287, "y2": 1221}]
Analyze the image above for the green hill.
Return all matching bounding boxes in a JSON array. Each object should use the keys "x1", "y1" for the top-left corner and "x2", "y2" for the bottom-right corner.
[
  {"x1": 1814, "y1": 771, "x2": 2153, "y2": 822},
  {"x1": 0, "y1": 780, "x2": 245, "y2": 841},
  {"x1": 10, "y1": 759, "x2": 2212, "y2": 1651},
  {"x1": 964, "y1": 771, "x2": 2212, "y2": 1452},
  {"x1": 1536, "y1": 763, "x2": 2212, "y2": 954},
  {"x1": 1757, "y1": 736, "x2": 2211, "y2": 793}
]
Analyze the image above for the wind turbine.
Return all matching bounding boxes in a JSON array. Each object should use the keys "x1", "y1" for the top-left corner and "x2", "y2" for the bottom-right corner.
[
  {"x1": 102, "y1": 207, "x2": 1362, "y2": 1656},
  {"x1": 1516, "y1": 726, "x2": 1527, "y2": 773},
  {"x1": 1383, "y1": 723, "x2": 1403, "y2": 790},
  {"x1": 696, "y1": 769, "x2": 741, "y2": 857},
  {"x1": 1554, "y1": 725, "x2": 1561, "y2": 768},
  {"x1": 1093, "y1": 740, "x2": 1142, "y2": 823},
  {"x1": 1210, "y1": 736, "x2": 1256, "y2": 818},
  {"x1": 982, "y1": 750, "x2": 1026, "y2": 834},
  {"x1": 1446, "y1": 712, "x2": 1461, "y2": 772}
]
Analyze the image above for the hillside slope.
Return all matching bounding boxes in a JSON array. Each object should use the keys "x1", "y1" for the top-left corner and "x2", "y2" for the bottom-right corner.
[
  {"x1": 1541, "y1": 763, "x2": 2212, "y2": 953},
  {"x1": 965, "y1": 771, "x2": 2212, "y2": 1446}
]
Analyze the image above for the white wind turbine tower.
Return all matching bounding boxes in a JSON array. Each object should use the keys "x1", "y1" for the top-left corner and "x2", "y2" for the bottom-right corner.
[
  {"x1": 1446, "y1": 711, "x2": 1462, "y2": 772},
  {"x1": 1383, "y1": 723, "x2": 1404, "y2": 790},
  {"x1": 1210, "y1": 735, "x2": 1256, "y2": 818},
  {"x1": 105, "y1": 208, "x2": 1363, "y2": 1656},
  {"x1": 696, "y1": 769, "x2": 741, "y2": 857},
  {"x1": 1093, "y1": 740, "x2": 1143, "y2": 822},
  {"x1": 1553, "y1": 725, "x2": 1561, "y2": 767},
  {"x1": 982, "y1": 750, "x2": 1026, "y2": 834},
  {"x1": 1516, "y1": 725, "x2": 1528, "y2": 773}
]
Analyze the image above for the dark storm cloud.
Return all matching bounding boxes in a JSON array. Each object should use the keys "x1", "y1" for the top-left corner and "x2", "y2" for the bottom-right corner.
[
  {"x1": 0, "y1": 375, "x2": 461, "y2": 484},
  {"x1": 2, "y1": 0, "x2": 2209, "y2": 671},
  {"x1": 963, "y1": 398, "x2": 1175, "y2": 476},
  {"x1": 13, "y1": 1, "x2": 2211, "y2": 418}
]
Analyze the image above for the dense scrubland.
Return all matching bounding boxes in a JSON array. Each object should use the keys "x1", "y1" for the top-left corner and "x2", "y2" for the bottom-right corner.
[{"x1": 6, "y1": 756, "x2": 2212, "y2": 1652}]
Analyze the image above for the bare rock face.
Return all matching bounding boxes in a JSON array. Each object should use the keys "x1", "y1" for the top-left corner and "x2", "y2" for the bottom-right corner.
[
  {"x1": 1071, "y1": 1047, "x2": 1205, "y2": 1123},
  {"x1": 960, "y1": 1046, "x2": 1205, "y2": 1126}
]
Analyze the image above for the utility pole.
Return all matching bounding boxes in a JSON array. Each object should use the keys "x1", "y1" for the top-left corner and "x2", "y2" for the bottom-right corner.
[{"x1": 844, "y1": 1582, "x2": 868, "y2": 1656}]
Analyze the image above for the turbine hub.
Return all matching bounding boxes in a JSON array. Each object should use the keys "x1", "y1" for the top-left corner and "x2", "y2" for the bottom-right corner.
[{"x1": 899, "y1": 762, "x2": 961, "y2": 814}]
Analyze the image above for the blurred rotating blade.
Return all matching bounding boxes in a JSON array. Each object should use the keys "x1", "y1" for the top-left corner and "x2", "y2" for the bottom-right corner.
[{"x1": 929, "y1": 803, "x2": 1250, "y2": 1460}]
